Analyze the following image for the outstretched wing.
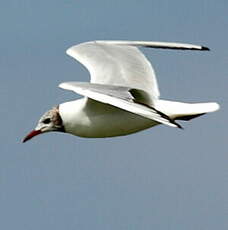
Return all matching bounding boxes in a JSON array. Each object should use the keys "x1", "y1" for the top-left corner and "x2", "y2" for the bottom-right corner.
[
  {"x1": 66, "y1": 40, "x2": 209, "y2": 100},
  {"x1": 59, "y1": 82, "x2": 181, "y2": 128}
]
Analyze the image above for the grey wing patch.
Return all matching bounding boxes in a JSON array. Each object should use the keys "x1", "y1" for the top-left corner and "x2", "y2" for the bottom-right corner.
[{"x1": 129, "y1": 88, "x2": 154, "y2": 105}]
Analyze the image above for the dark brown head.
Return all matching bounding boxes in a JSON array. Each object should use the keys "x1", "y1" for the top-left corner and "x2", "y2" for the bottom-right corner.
[{"x1": 23, "y1": 106, "x2": 65, "y2": 143}]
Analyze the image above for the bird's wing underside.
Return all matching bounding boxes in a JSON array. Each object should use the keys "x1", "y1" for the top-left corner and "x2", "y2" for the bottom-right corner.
[{"x1": 59, "y1": 81, "x2": 181, "y2": 128}]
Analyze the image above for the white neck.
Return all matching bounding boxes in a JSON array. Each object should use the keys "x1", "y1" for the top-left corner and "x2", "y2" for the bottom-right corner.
[{"x1": 59, "y1": 98, "x2": 89, "y2": 136}]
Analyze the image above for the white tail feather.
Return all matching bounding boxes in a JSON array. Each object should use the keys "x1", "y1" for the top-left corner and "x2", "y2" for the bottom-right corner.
[{"x1": 155, "y1": 100, "x2": 220, "y2": 120}]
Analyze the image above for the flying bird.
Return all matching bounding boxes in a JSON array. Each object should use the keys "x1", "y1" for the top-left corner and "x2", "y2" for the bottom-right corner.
[{"x1": 23, "y1": 40, "x2": 219, "y2": 142}]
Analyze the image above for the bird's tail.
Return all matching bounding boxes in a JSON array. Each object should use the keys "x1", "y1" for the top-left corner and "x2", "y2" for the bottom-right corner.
[{"x1": 155, "y1": 99, "x2": 220, "y2": 121}]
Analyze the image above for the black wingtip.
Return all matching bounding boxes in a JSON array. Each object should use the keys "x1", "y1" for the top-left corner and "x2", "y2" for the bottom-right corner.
[
  {"x1": 174, "y1": 121, "x2": 184, "y2": 129},
  {"x1": 201, "y1": 46, "x2": 210, "y2": 51}
]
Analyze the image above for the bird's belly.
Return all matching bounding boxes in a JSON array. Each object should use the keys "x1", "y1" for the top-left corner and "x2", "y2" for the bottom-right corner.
[
  {"x1": 86, "y1": 114, "x2": 157, "y2": 138},
  {"x1": 70, "y1": 102, "x2": 158, "y2": 138}
]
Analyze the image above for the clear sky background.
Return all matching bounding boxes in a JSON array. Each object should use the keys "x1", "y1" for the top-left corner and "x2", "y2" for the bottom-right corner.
[{"x1": 1, "y1": 0, "x2": 227, "y2": 229}]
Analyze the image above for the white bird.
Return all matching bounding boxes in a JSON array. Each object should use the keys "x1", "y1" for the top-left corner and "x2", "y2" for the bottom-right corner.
[{"x1": 23, "y1": 40, "x2": 219, "y2": 142}]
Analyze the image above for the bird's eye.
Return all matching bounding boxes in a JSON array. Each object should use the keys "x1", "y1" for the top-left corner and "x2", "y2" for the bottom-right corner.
[{"x1": 43, "y1": 118, "x2": 51, "y2": 124}]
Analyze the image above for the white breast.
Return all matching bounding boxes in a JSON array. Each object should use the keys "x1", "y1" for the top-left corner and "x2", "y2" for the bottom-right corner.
[{"x1": 59, "y1": 98, "x2": 158, "y2": 138}]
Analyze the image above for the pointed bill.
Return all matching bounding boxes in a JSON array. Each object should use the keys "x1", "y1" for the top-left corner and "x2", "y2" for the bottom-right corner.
[{"x1": 22, "y1": 130, "x2": 42, "y2": 143}]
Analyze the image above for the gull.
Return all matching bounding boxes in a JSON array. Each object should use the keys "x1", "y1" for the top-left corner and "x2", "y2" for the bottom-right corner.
[{"x1": 23, "y1": 40, "x2": 219, "y2": 142}]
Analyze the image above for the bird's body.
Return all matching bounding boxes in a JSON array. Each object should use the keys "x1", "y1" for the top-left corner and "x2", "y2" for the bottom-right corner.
[
  {"x1": 23, "y1": 40, "x2": 219, "y2": 142},
  {"x1": 59, "y1": 98, "x2": 157, "y2": 138}
]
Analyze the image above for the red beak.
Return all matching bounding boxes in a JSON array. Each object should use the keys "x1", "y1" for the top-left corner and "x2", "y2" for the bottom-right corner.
[{"x1": 22, "y1": 130, "x2": 42, "y2": 143}]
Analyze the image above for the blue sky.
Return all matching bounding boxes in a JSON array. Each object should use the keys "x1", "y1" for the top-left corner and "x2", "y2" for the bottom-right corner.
[{"x1": 1, "y1": 1, "x2": 227, "y2": 229}]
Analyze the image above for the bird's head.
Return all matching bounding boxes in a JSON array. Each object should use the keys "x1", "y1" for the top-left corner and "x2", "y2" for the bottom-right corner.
[{"x1": 22, "y1": 106, "x2": 65, "y2": 143}]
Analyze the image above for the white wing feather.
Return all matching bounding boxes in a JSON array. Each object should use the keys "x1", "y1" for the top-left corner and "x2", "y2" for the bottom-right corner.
[
  {"x1": 95, "y1": 40, "x2": 209, "y2": 50},
  {"x1": 66, "y1": 40, "x2": 209, "y2": 100},
  {"x1": 66, "y1": 41, "x2": 160, "y2": 99},
  {"x1": 59, "y1": 82, "x2": 180, "y2": 128}
]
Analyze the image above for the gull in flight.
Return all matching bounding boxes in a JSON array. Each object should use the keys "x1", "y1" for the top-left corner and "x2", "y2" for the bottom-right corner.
[{"x1": 23, "y1": 40, "x2": 219, "y2": 142}]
